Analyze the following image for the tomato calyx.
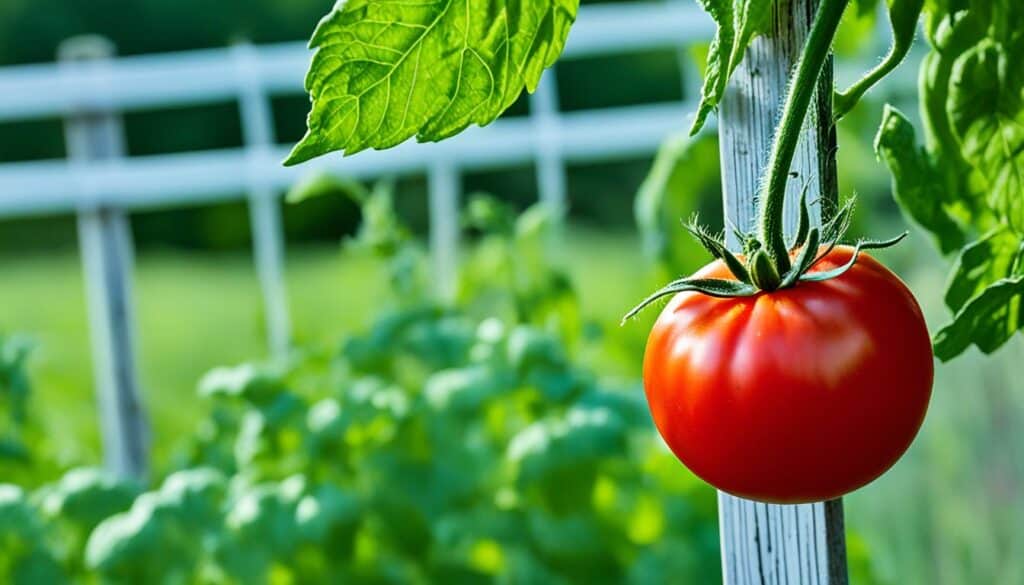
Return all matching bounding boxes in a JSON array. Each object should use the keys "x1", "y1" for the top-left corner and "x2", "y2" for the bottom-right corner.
[{"x1": 621, "y1": 193, "x2": 907, "y2": 324}]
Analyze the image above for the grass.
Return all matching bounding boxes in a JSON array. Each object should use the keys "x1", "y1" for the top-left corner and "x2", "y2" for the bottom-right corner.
[
  {"x1": 3, "y1": 227, "x2": 1023, "y2": 584},
  {"x1": 0, "y1": 229, "x2": 653, "y2": 469},
  {"x1": 2, "y1": 244, "x2": 384, "y2": 467}
]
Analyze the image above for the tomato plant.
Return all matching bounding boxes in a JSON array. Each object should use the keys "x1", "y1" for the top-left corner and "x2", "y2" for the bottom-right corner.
[
  {"x1": 280, "y1": 0, "x2": 1019, "y2": 503},
  {"x1": 643, "y1": 246, "x2": 932, "y2": 503},
  {"x1": 876, "y1": 0, "x2": 1024, "y2": 360}
]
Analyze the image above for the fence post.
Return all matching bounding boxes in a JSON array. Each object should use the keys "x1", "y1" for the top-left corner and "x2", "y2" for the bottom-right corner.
[
  {"x1": 530, "y1": 71, "x2": 568, "y2": 221},
  {"x1": 716, "y1": 0, "x2": 848, "y2": 583},
  {"x1": 428, "y1": 161, "x2": 460, "y2": 302},
  {"x1": 59, "y1": 36, "x2": 149, "y2": 480},
  {"x1": 233, "y1": 42, "x2": 292, "y2": 358}
]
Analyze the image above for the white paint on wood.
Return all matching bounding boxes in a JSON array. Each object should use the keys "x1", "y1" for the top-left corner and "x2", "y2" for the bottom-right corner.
[
  {"x1": 716, "y1": 0, "x2": 847, "y2": 583},
  {"x1": 234, "y1": 42, "x2": 292, "y2": 358},
  {"x1": 530, "y1": 71, "x2": 568, "y2": 221},
  {"x1": 428, "y1": 161, "x2": 460, "y2": 302},
  {"x1": 60, "y1": 37, "x2": 149, "y2": 480}
]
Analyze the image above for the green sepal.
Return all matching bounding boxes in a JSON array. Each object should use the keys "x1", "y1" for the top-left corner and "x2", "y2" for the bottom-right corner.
[
  {"x1": 800, "y1": 232, "x2": 908, "y2": 283},
  {"x1": 856, "y1": 232, "x2": 910, "y2": 250},
  {"x1": 683, "y1": 217, "x2": 752, "y2": 283},
  {"x1": 621, "y1": 277, "x2": 758, "y2": 324},
  {"x1": 821, "y1": 198, "x2": 855, "y2": 243},
  {"x1": 749, "y1": 248, "x2": 782, "y2": 291},
  {"x1": 808, "y1": 198, "x2": 856, "y2": 267},
  {"x1": 790, "y1": 183, "x2": 812, "y2": 251},
  {"x1": 780, "y1": 227, "x2": 821, "y2": 288}
]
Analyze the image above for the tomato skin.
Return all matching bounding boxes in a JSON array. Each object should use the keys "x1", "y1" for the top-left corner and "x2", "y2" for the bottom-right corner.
[{"x1": 643, "y1": 246, "x2": 933, "y2": 504}]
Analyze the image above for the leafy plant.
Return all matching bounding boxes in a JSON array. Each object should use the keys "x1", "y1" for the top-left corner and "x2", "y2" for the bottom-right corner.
[
  {"x1": 0, "y1": 186, "x2": 722, "y2": 584},
  {"x1": 0, "y1": 335, "x2": 61, "y2": 487},
  {"x1": 876, "y1": 0, "x2": 1024, "y2": 360}
]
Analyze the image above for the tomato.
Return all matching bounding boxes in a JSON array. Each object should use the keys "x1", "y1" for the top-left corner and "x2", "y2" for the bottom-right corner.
[{"x1": 642, "y1": 245, "x2": 933, "y2": 504}]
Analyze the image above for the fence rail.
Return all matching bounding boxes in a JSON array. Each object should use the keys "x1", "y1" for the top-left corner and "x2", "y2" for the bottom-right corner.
[
  {"x1": 0, "y1": 3, "x2": 710, "y2": 123},
  {"x1": 0, "y1": 101, "x2": 698, "y2": 217}
]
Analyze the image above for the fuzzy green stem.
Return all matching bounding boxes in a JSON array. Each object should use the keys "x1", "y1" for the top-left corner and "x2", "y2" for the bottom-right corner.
[{"x1": 759, "y1": 0, "x2": 850, "y2": 272}]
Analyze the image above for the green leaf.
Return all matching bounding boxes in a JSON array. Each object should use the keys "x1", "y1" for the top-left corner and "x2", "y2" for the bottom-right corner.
[
  {"x1": 198, "y1": 363, "x2": 285, "y2": 403},
  {"x1": 690, "y1": 1, "x2": 733, "y2": 135},
  {"x1": 527, "y1": 512, "x2": 605, "y2": 561},
  {"x1": 833, "y1": 0, "x2": 924, "y2": 119},
  {"x1": 875, "y1": 105, "x2": 965, "y2": 253},
  {"x1": 933, "y1": 275, "x2": 1024, "y2": 361},
  {"x1": 508, "y1": 407, "x2": 628, "y2": 486},
  {"x1": 285, "y1": 0, "x2": 579, "y2": 164},
  {"x1": 944, "y1": 228, "x2": 1024, "y2": 312},
  {"x1": 634, "y1": 132, "x2": 721, "y2": 275},
  {"x1": 727, "y1": 0, "x2": 773, "y2": 80},
  {"x1": 86, "y1": 468, "x2": 228, "y2": 578},
  {"x1": 295, "y1": 484, "x2": 361, "y2": 548},
  {"x1": 40, "y1": 468, "x2": 140, "y2": 535},
  {"x1": 424, "y1": 365, "x2": 506, "y2": 414},
  {"x1": 285, "y1": 171, "x2": 370, "y2": 204},
  {"x1": 947, "y1": 39, "x2": 1024, "y2": 231},
  {"x1": 689, "y1": 0, "x2": 773, "y2": 134}
]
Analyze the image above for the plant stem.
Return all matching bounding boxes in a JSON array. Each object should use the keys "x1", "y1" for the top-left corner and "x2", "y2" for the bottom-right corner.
[{"x1": 759, "y1": 0, "x2": 849, "y2": 271}]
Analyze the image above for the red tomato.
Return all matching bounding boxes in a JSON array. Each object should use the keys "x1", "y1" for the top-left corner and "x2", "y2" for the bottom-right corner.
[{"x1": 643, "y1": 245, "x2": 933, "y2": 503}]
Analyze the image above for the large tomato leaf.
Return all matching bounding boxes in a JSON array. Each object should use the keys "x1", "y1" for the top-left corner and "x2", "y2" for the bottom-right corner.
[
  {"x1": 874, "y1": 105, "x2": 965, "y2": 254},
  {"x1": 943, "y1": 227, "x2": 1023, "y2": 314},
  {"x1": 947, "y1": 39, "x2": 1024, "y2": 232},
  {"x1": 880, "y1": 1, "x2": 1024, "y2": 360},
  {"x1": 933, "y1": 275, "x2": 1024, "y2": 361},
  {"x1": 285, "y1": 0, "x2": 578, "y2": 164}
]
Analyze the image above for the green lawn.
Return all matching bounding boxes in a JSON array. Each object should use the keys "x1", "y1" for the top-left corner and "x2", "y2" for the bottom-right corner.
[{"x1": 0, "y1": 229, "x2": 653, "y2": 469}]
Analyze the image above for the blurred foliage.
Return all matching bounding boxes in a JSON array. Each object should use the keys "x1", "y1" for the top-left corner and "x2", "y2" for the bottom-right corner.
[
  {"x1": 0, "y1": 184, "x2": 721, "y2": 584},
  {"x1": 0, "y1": 335, "x2": 62, "y2": 488},
  {"x1": 634, "y1": 131, "x2": 722, "y2": 279}
]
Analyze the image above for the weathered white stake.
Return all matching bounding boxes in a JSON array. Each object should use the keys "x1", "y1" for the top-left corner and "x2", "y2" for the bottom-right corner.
[
  {"x1": 717, "y1": 0, "x2": 848, "y2": 583},
  {"x1": 60, "y1": 37, "x2": 149, "y2": 479}
]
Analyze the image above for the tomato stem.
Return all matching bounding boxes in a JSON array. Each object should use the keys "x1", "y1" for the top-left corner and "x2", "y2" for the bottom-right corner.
[{"x1": 758, "y1": 0, "x2": 850, "y2": 273}]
